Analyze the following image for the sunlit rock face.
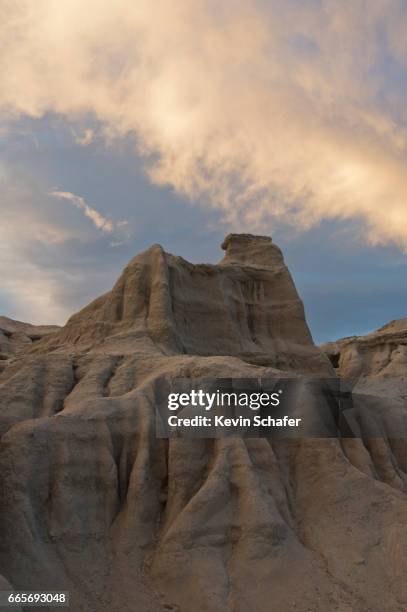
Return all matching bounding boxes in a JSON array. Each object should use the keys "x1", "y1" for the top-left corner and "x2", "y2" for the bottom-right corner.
[
  {"x1": 0, "y1": 236, "x2": 406, "y2": 612},
  {"x1": 220, "y1": 233, "x2": 284, "y2": 266}
]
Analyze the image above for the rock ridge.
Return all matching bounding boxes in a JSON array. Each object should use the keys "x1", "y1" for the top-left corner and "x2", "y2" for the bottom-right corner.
[{"x1": 30, "y1": 237, "x2": 329, "y2": 373}]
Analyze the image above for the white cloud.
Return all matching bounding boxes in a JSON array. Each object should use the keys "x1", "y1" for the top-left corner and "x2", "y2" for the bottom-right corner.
[
  {"x1": 1, "y1": 1, "x2": 407, "y2": 247},
  {"x1": 50, "y1": 190, "x2": 116, "y2": 233}
]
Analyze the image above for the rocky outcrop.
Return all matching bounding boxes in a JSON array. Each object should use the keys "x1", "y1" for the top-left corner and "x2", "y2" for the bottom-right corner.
[
  {"x1": 220, "y1": 233, "x2": 284, "y2": 266},
  {"x1": 33, "y1": 236, "x2": 327, "y2": 372},
  {"x1": 0, "y1": 236, "x2": 407, "y2": 612},
  {"x1": 321, "y1": 318, "x2": 407, "y2": 397},
  {"x1": 0, "y1": 316, "x2": 59, "y2": 373}
]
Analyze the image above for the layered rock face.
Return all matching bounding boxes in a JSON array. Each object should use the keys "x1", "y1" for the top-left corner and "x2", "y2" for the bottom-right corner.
[
  {"x1": 0, "y1": 236, "x2": 407, "y2": 612},
  {"x1": 321, "y1": 318, "x2": 407, "y2": 397}
]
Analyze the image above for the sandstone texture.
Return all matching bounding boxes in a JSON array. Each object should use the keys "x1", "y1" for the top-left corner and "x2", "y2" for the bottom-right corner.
[
  {"x1": 0, "y1": 317, "x2": 59, "y2": 374},
  {"x1": 321, "y1": 318, "x2": 407, "y2": 397},
  {"x1": 0, "y1": 235, "x2": 406, "y2": 612}
]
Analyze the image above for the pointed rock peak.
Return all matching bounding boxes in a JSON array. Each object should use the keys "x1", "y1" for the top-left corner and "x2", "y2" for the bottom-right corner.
[{"x1": 220, "y1": 233, "x2": 284, "y2": 267}]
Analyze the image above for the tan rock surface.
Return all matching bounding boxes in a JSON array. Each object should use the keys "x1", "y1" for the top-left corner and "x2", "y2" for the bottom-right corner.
[
  {"x1": 0, "y1": 236, "x2": 406, "y2": 612},
  {"x1": 321, "y1": 318, "x2": 407, "y2": 397},
  {"x1": 0, "y1": 316, "x2": 59, "y2": 374}
]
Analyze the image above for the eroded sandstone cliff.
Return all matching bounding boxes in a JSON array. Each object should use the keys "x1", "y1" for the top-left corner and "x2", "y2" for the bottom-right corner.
[{"x1": 0, "y1": 235, "x2": 406, "y2": 612}]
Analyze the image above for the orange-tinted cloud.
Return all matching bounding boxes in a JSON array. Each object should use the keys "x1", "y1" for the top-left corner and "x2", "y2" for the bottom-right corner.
[{"x1": 1, "y1": 1, "x2": 407, "y2": 246}]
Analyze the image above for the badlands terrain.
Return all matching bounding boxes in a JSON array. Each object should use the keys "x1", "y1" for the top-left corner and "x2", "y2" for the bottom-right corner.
[{"x1": 0, "y1": 234, "x2": 406, "y2": 611}]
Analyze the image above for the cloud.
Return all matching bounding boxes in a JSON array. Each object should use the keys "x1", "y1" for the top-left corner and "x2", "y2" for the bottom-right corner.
[
  {"x1": 1, "y1": 1, "x2": 407, "y2": 247},
  {"x1": 0, "y1": 170, "x2": 77, "y2": 322},
  {"x1": 73, "y1": 128, "x2": 94, "y2": 146},
  {"x1": 50, "y1": 190, "x2": 118, "y2": 233},
  {"x1": 0, "y1": 163, "x2": 132, "y2": 324}
]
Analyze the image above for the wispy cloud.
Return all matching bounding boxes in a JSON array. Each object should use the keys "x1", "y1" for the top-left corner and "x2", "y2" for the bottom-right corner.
[
  {"x1": 50, "y1": 190, "x2": 119, "y2": 233},
  {"x1": 1, "y1": 1, "x2": 407, "y2": 248}
]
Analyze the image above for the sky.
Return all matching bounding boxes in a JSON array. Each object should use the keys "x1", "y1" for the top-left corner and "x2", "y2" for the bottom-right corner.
[{"x1": 1, "y1": 0, "x2": 407, "y2": 343}]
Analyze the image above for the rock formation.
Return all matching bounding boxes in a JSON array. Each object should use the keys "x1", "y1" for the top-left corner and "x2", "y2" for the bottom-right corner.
[
  {"x1": 0, "y1": 316, "x2": 59, "y2": 373},
  {"x1": 321, "y1": 318, "x2": 407, "y2": 397},
  {"x1": 0, "y1": 235, "x2": 406, "y2": 612},
  {"x1": 34, "y1": 233, "x2": 326, "y2": 372}
]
